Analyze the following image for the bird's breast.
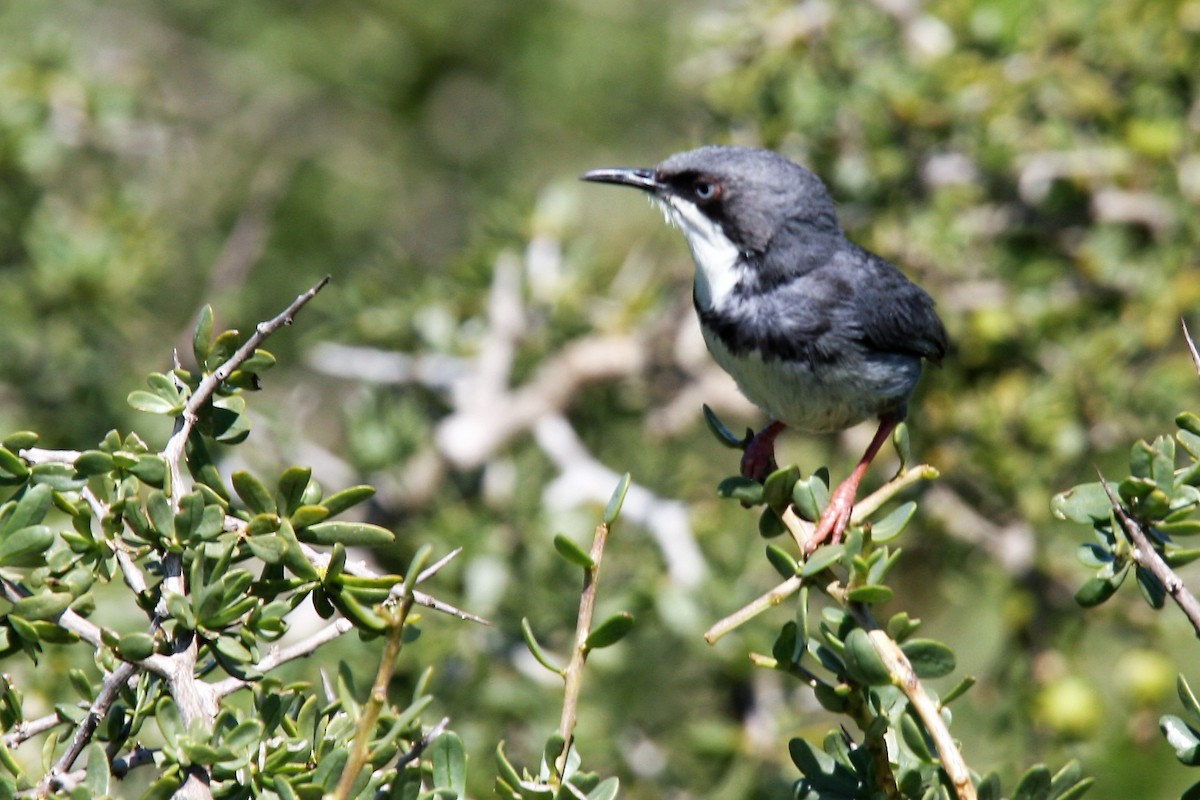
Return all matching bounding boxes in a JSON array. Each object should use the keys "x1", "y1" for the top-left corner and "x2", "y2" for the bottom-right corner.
[{"x1": 699, "y1": 322, "x2": 921, "y2": 432}]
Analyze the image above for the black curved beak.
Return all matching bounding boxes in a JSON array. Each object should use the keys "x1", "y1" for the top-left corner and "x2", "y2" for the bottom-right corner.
[{"x1": 580, "y1": 167, "x2": 663, "y2": 193}]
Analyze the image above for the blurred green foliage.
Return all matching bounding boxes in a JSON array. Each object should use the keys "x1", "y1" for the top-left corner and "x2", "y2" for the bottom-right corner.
[{"x1": 2, "y1": 0, "x2": 1200, "y2": 797}]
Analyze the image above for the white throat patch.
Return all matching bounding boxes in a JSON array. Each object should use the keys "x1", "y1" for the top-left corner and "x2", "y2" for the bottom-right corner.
[{"x1": 655, "y1": 195, "x2": 743, "y2": 311}]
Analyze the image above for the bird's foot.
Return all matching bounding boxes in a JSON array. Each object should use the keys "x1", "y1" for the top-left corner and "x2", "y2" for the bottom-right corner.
[
  {"x1": 739, "y1": 421, "x2": 786, "y2": 483},
  {"x1": 804, "y1": 477, "x2": 859, "y2": 555}
]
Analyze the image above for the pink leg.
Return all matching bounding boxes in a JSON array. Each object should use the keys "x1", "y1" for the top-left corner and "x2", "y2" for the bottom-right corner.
[
  {"x1": 805, "y1": 415, "x2": 901, "y2": 555},
  {"x1": 740, "y1": 421, "x2": 786, "y2": 483}
]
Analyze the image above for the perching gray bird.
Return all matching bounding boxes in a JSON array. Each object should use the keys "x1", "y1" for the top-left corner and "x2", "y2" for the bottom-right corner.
[{"x1": 583, "y1": 146, "x2": 947, "y2": 551}]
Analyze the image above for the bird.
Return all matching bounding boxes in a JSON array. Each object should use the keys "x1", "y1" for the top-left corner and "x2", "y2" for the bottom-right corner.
[{"x1": 581, "y1": 145, "x2": 948, "y2": 553}]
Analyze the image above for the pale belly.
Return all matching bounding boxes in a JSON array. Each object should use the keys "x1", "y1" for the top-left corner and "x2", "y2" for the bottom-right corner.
[{"x1": 701, "y1": 325, "x2": 921, "y2": 432}]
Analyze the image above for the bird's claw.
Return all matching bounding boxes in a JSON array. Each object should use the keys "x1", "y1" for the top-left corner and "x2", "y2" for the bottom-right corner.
[
  {"x1": 739, "y1": 421, "x2": 786, "y2": 484},
  {"x1": 805, "y1": 480, "x2": 857, "y2": 555},
  {"x1": 739, "y1": 442, "x2": 778, "y2": 484}
]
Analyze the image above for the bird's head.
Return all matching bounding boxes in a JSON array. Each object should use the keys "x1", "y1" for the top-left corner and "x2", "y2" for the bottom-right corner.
[{"x1": 582, "y1": 145, "x2": 839, "y2": 255}]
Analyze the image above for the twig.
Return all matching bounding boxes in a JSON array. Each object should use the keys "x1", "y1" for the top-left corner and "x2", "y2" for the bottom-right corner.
[
  {"x1": 332, "y1": 551, "x2": 425, "y2": 800},
  {"x1": 1184, "y1": 319, "x2": 1200, "y2": 378},
  {"x1": 16, "y1": 747, "x2": 158, "y2": 798},
  {"x1": 0, "y1": 578, "x2": 172, "y2": 676},
  {"x1": 45, "y1": 662, "x2": 139, "y2": 784},
  {"x1": 162, "y1": 275, "x2": 331, "y2": 501},
  {"x1": 210, "y1": 618, "x2": 355, "y2": 699},
  {"x1": 704, "y1": 575, "x2": 805, "y2": 644},
  {"x1": 851, "y1": 465, "x2": 940, "y2": 521},
  {"x1": 295, "y1": 541, "x2": 488, "y2": 625},
  {"x1": 1099, "y1": 473, "x2": 1200, "y2": 638},
  {"x1": 556, "y1": 520, "x2": 613, "y2": 770},
  {"x1": 3, "y1": 712, "x2": 65, "y2": 750},
  {"x1": 705, "y1": 465, "x2": 939, "y2": 643},
  {"x1": 393, "y1": 716, "x2": 451, "y2": 770},
  {"x1": 859, "y1": 623, "x2": 976, "y2": 800}
]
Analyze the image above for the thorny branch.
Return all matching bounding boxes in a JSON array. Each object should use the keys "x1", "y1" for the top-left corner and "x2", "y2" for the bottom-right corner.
[
  {"x1": 1099, "y1": 473, "x2": 1200, "y2": 639},
  {"x1": 4, "y1": 277, "x2": 483, "y2": 800}
]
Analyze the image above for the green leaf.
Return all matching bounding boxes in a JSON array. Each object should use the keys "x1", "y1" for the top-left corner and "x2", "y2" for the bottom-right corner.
[
  {"x1": 299, "y1": 521, "x2": 395, "y2": 547},
  {"x1": 976, "y1": 773, "x2": 1003, "y2": 800},
  {"x1": 0, "y1": 448, "x2": 29, "y2": 480},
  {"x1": 792, "y1": 472, "x2": 829, "y2": 521},
  {"x1": 702, "y1": 404, "x2": 746, "y2": 449},
  {"x1": 156, "y1": 697, "x2": 183, "y2": 744},
  {"x1": 495, "y1": 742, "x2": 523, "y2": 793},
  {"x1": 1049, "y1": 760, "x2": 1091, "y2": 800},
  {"x1": 765, "y1": 544, "x2": 798, "y2": 578},
  {"x1": 246, "y1": 534, "x2": 286, "y2": 564},
  {"x1": 1158, "y1": 520, "x2": 1200, "y2": 536},
  {"x1": 11, "y1": 592, "x2": 72, "y2": 621},
  {"x1": 290, "y1": 505, "x2": 329, "y2": 528},
  {"x1": 174, "y1": 492, "x2": 206, "y2": 542},
  {"x1": 813, "y1": 682, "x2": 848, "y2": 713},
  {"x1": 584, "y1": 777, "x2": 619, "y2": 800},
  {"x1": 1179, "y1": 674, "x2": 1200, "y2": 721},
  {"x1": 2, "y1": 431, "x2": 38, "y2": 451},
  {"x1": 1074, "y1": 575, "x2": 1121, "y2": 607},
  {"x1": 192, "y1": 305, "x2": 215, "y2": 367},
  {"x1": 213, "y1": 634, "x2": 254, "y2": 665},
  {"x1": 276, "y1": 467, "x2": 312, "y2": 517},
  {"x1": 900, "y1": 710, "x2": 934, "y2": 761},
  {"x1": 206, "y1": 329, "x2": 243, "y2": 372},
  {"x1": 553, "y1": 534, "x2": 594, "y2": 569},
  {"x1": 846, "y1": 585, "x2": 893, "y2": 604},
  {"x1": 278, "y1": 519, "x2": 320, "y2": 582},
  {"x1": 117, "y1": 632, "x2": 157, "y2": 661},
  {"x1": 147, "y1": 491, "x2": 175, "y2": 539},
  {"x1": 233, "y1": 471, "x2": 275, "y2": 515},
  {"x1": 1162, "y1": 715, "x2": 1200, "y2": 765},
  {"x1": 717, "y1": 476, "x2": 763, "y2": 505},
  {"x1": 604, "y1": 472, "x2": 631, "y2": 525},
  {"x1": 941, "y1": 675, "x2": 977, "y2": 706},
  {"x1": 900, "y1": 638, "x2": 956, "y2": 679},
  {"x1": 892, "y1": 422, "x2": 911, "y2": 470},
  {"x1": 130, "y1": 455, "x2": 167, "y2": 487},
  {"x1": 223, "y1": 720, "x2": 264, "y2": 752},
  {"x1": 167, "y1": 592, "x2": 196, "y2": 630},
  {"x1": 758, "y1": 508, "x2": 786, "y2": 538},
  {"x1": 763, "y1": 465, "x2": 800, "y2": 512},
  {"x1": 585, "y1": 612, "x2": 634, "y2": 649},
  {"x1": 886, "y1": 612, "x2": 921, "y2": 642},
  {"x1": 0, "y1": 525, "x2": 53, "y2": 568},
  {"x1": 325, "y1": 586, "x2": 387, "y2": 633},
  {"x1": 211, "y1": 396, "x2": 251, "y2": 444},
  {"x1": 239, "y1": 348, "x2": 277, "y2": 375},
  {"x1": 1050, "y1": 482, "x2": 1113, "y2": 524},
  {"x1": 430, "y1": 732, "x2": 467, "y2": 799},
  {"x1": 2, "y1": 484, "x2": 52, "y2": 535},
  {"x1": 801, "y1": 544, "x2": 845, "y2": 577},
  {"x1": 1135, "y1": 565, "x2": 1166, "y2": 609},
  {"x1": 842, "y1": 628, "x2": 894, "y2": 686},
  {"x1": 870, "y1": 502, "x2": 916, "y2": 543},
  {"x1": 83, "y1": 743, "x2": 110, "y2": 797},
  {"x1": 1012, "y1": 764, "x2": 1052, "y2": 800},
  {"x1": 1179, "y1": 412, "x2": 1200, "y2": 437},
  {"x1": 321, "y1": 485, "x2": 376, "y2": 517},
  {"x1": 29, "y1": 463, "x2": 84, "y2": 493},
  {"x1": 520, "y1": 618, "x2": 563, "y2": 675},
  {"x1": 787, "y1": 736, "x2": 858, "y2": 793},
  {"x1": 127, "y1": 390, "x2": 182, "y2": 416}
]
